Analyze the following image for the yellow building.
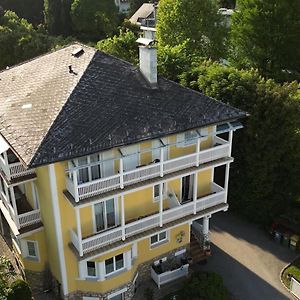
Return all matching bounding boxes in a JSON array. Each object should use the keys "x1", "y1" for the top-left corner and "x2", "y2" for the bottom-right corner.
[{"x1": 0, "y1": 37, "x2": 245, "y2": 300}]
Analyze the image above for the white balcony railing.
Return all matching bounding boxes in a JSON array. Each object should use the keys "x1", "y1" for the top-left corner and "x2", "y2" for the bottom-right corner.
[
  {"x1": 151, "y1": 264, "x2": 189, "y2": 288},
  {"x1": 67, "y1": 136, "x2": 230, "y2": 202},
  {"x1": 0, "y1": 156, "x2": 35, "y2": 181},
  {"x1": 18, "y1": 209, "x2": 41, "y2": 228},
  {"x1": 70, "y1": 183, "x2": 226, "y2": 255}
]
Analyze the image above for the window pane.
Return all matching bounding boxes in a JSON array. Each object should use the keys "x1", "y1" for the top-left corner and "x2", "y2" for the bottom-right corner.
[
  {"x1": 110, "y1": 293, "x2": 123, "y2": 300},
  {"x1": 106, "y1": 199, "x2": 115, "y2": 228},
  {"x1": 151, "y1": 235, "x2": 158, "y2": 244},
  {"x1": 105, "y1": 258, "x2": 114, "y2": 274},
  {"x1": 27, "y1": 241, "x2": 36, "y2": 257},
  {"x1": 154, "y1": 185, "x2": 159, "y2": 198},
  {"x1": 87, "y1": 261, "x2": 96, "y2": 277},
  {"x1": 115, "y1": 254, "x2": 124, "y2": 270},
  {"x1": 91, "y1": 154, "x2": 101, "y2": 180},
  {"x1": 159, "y1": 231, "x2": 166, "y2": 241},
  {"x1": 78, "y1": 157, "x2": 89, "y2": 183},
  {"x1": 95, "y1": 203, "x2": 105, "y2": 232}
]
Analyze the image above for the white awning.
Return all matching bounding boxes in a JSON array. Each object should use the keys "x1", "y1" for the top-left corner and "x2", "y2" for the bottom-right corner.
[{"x1": 0, "y1": 135, "x2": 9, "y2": 154}]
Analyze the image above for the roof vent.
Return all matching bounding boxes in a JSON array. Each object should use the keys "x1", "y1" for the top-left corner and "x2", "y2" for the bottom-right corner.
[{"x1": 72, "y1": 47, "x2": 84, "y2": 58}]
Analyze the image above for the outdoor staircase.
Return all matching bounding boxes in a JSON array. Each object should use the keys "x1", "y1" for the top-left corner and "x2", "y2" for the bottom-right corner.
[{"x1": 190, "y1": 233, "x2": 208, "y2": 263}]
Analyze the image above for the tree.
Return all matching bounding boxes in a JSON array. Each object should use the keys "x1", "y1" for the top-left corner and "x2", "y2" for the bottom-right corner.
[
  {"x1": 0, "y1": 11, "x2": 71, "y2": 70},
  {"x1": 0, "y1": 0, "x2": 44, "y2": 25},
  {"x1": 97, "y1": 29, "x2": 139, "y2": 65},
  {"x1": 71, "y1": 0, "x2": 119, "y2": 41},
  {"x1": 230, "y1": 0, "x2": 300, "y2": 81},
  {"x1": 156, "y1": 0, "x2": 228, "y2": 60},
  {"x1": 0, "y1": 256, "x2": 16, "y2": 300},
  {"x1": 44, "y1": 0, "x2": 62, "y2": 35},
  {"x1": 180, "y1": 62, "x2": 300, "y2": 224}
]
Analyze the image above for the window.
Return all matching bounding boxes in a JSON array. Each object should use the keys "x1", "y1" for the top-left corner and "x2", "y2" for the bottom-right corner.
[
  {"x1": 105, "y1": 254, "x2": 124, "y2": 275},
  {"x1": 23, "y1": 240, "x2": 39, "y2": 260},
  {"x1": 109, "y1": 293, "x2": 124, "y2": 300},
  {"x1": 86, "y1": 261, "x2": 96, "y2": 277},
  {"x1": 94, "y1": 198, "x2": 116, "y2": 232},
  {"x1": 108, "y1": 287, "x2": 127, "y2": 299},
  {"x1": 150, "y1": 231, "x2": 168, "y2": 247},
  {"x1": 153, "y1": 183, "x2": 166, "y2": 201}
]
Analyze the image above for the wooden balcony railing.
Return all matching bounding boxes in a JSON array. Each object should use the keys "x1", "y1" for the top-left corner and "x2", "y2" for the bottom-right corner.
[
  {"x1": 70, "y1": 183, "x2": 226, "y2": 256},
  {"x1": 66, "y1": 136, "x2": 230, "y2": 202}
]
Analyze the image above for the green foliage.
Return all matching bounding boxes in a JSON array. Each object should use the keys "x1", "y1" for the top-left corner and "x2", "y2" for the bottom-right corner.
[
  {"x1": 97, "y1": 29, "x2": 139, "y2": 65},
  {"x1": 282, "y1": 258, "x2": 300, "y2": 288},
  {"x1": 0, "y1": 0, "x2": 44, "y2": 25},
  {"x1": 157, "y1": 0, "x2": 228, "y2": 60},
  {"x1": 0, "y1": 256, "x2": 16, "y2": 300},
  {"x1": 164, "y1": 272, "x2": 229, "y2": 300},
  {"x1": 0, "y1": 11, "x2": 71, "y2": 70},
  {"x1": 71, "y1": 0, "x2": 118, "y2": 41},
  {"x1": 144, "y1": 287, "x2": 154, "y2": 300},
  {"x1": 129, "y1": 0, "x2": 150, "y2": 15},
  {"x1": 230, "y1": 0, "x2": 300, "y2": 81},
  {"x1": 181, "y1": 62, "x2": 300, "y2": 224},
  {"x1": 7, "y1": 279, "x2": 32, "y2": 300}
]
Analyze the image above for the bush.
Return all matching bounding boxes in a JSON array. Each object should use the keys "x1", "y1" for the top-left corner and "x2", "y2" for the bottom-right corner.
[{"x1": 7, "y1": 279, "x2": 32, "y2": 300}]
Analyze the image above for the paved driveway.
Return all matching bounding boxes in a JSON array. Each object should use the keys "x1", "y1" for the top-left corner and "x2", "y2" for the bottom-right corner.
[{"x1": 197, "y1": 212, "x2": 297, "y2": 300}]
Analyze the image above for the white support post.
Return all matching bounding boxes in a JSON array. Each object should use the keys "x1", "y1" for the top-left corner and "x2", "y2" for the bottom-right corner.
[
  {"x1": 224, "y1": 162, "x2": 230, "y2": 202},
  {"x1": 119, "y1": 158, "x2": 124, "y2": 189},
  {"x1": 229, "y1": 130, "x2": 233, "y2": 156},
  {"x1": 196, "y1": 138, "x2": 201, "y2": 166},
  {"x1": 193, "y1": 173, "x2": 198, "y2": 214},
  {"x1": 159, "y1": 182, "x2": 163, "y2": 227},
  {"x1": 160, "y1": 147, "x2": 164, "y2": 177},
  {"x1": 75, "y1": 207, "x2": 83, "y2": 256},
  {"x1": 72, "y1": 170, "x2": 80, "y2": 202},
  {"x1": 98, "y1": 261, "x2": 106, "y2": 281},
  {"x1": 202, "y1": 216, "x2": 210, "y2": 243},
  {"x1": 9, "y1": 187, "x2": 19, "y2": 229},
  {"x1": 3, "y1": 151, "x2": 10, "y2": 180},
  {"x1": 121, "y1": 195, "x2": 125, "y2": 240}
]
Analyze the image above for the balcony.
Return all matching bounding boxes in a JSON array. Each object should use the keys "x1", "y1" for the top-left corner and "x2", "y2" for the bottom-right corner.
[
  {"x1": 66, "y1": 136, "x2": 231, "y2": 202},
  {"x1": 0, "y1": 149, "x2": 35, "y2": 183},
  {"x1": 0, "y1": 185, "x2": 41, "y2": 233},
  {"x1": 70, "y1": 182, "x2": 226, "y2": 256},
  {"x1": 151, "y1": 263, "x2": 189, "y2": 289}
]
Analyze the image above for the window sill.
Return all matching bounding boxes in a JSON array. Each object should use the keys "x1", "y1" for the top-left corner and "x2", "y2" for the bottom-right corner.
[
  {"x1": 105, "y1": 268, "x2": 126, "y2": 280},
  {"x1": 150, "y1": 240, "x2": 168, "y2": 249}
]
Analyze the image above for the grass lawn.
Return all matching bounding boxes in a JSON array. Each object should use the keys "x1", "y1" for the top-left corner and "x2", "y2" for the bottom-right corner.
[{"x1": 282, "y1": 257, "x2": 300, "y2": 288}]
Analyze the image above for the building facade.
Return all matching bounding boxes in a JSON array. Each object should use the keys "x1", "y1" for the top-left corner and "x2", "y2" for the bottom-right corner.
[{"x1": 0, "y1": 40, "x2": 246, "y2": 300}]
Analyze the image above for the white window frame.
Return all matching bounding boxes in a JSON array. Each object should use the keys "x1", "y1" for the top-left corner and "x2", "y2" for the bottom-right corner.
[
  {"x1": 150, "y1": 230, "x2": 168, "y2": 248},
  {"x1": 108, "y1": 287, "x2": 127, "y2": 299},
  {"x1": 153, "y1": 183, "x2": 167, "y2": 202},
  {"x1": 22, "y1": 240, "x2": 39, "y2": 261},
  {"x1": 86, "y1": 261, "x2": 97, "y2": 279},
  {"x1": 105, "y1": 253, "x2": 125, "y2": 277},
  {"x1": 92, "y1": 197, "x2": 118, "y2": 234}
]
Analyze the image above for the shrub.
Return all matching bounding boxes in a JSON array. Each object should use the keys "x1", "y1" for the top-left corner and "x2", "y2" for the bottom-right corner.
[{"x1": 7, "y1": 279, "x2": 32, "y2": 300}]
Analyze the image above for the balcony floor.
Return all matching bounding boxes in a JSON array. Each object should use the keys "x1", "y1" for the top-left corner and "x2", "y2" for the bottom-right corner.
[{"x1": 69, "y1": 202, "x2": 228, "y2": 260}]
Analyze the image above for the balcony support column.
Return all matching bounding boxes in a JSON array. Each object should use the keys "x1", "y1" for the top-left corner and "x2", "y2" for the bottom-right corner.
[
  {"x1": 229, "y1": 130, "x2": 233, "y2": 156},
  {"x1": 196, "y1": 138, "x2": 201, "y2": 167},
  {"x1": 121, "y1": 195, "x2": 125, "y2": 240},
  {"x1": 224, "y1": 162, "x2": 230, "y2": 202},
  {"x1": 202, "y1": 215, "x2": 210, "y2": 244},
  {"x1": 9, "y1": 187, "x2": 19, "y2": 229},
  {"x1": 159, "y1": 182, "x2": 163, "y2": 227},
  {"x1": 193, "y1": 173, "x2": 198, "y2": 214},
  {"x1": 75, "y1": 207, "x2": 83, "y2": 256},
  {"x1": 3, "y1": 151, "x2": 11, "y2": 180},
  {"x1": 73, "y1": 170, "x2": 80, "y2": 202},
  {"x1": 119, "y1": 158, "x2": 124, "y2": 189},
  {"x1": 160, "y1": 148, "x2": 164, "y2": 177}
]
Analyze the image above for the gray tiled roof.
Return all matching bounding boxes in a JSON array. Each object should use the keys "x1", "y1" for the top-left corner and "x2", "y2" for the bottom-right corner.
[{"x1": 0, "y1": 44, "x2": 246, "y2": 167}]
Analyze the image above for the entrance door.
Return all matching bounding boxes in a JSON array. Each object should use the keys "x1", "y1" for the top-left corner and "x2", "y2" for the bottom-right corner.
[{"x1": 181, "y1": 175, "x2": 194, "y2": 203}]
